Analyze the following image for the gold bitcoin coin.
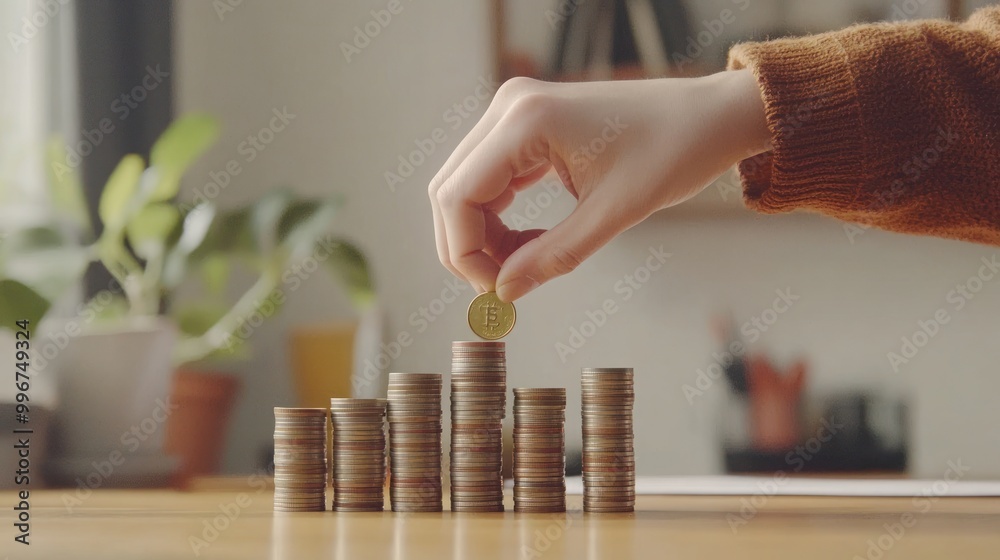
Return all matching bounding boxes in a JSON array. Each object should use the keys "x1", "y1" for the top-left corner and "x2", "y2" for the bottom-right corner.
[{"x1": 467, "y1": 292, "x2": 516, "y2": 340}]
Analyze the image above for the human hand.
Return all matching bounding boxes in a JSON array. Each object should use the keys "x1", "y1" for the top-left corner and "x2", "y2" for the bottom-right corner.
[{"x1": 428, "y1": 69, "x2": 769, "y2": 301}]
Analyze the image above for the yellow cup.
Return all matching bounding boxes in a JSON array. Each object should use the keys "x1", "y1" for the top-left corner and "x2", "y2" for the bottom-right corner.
[{"x1": 288, "y1": 322, "x2": 355, "y2": 408}]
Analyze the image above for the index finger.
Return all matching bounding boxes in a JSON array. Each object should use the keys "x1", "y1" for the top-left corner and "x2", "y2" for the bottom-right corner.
[{"x1": 436, "y1": 115, "x2": 551, "y2": 290}]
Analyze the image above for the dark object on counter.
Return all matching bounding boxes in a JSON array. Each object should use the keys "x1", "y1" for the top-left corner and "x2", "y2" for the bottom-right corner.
[
  {"x1": 716, "y1": 313, "x2": 748, "y2": 395},
  {"x1": 724, "y1": 393, "x2": 909, "y2": 474},
  {"x1": 724, "y1": 446, "x2": 908, "y2": 473},
  {"x1": 725, "y1": 355, "x2": 749, "y2": 395}
]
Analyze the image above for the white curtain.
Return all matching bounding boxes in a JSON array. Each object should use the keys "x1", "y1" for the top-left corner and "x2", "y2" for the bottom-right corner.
[{"x1": 0, "y1": 0, "x2": 76, "y2": 210}]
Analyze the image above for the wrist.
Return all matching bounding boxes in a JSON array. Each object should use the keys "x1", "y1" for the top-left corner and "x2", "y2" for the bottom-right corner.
[{"x1": 717, "y1": 68, "x2": 772, "y2": 160}]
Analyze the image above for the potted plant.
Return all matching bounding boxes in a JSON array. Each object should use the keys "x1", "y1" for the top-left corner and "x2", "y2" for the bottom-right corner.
[{"x1": 0, "y1": 114, "x2": 374, "y2": 486}]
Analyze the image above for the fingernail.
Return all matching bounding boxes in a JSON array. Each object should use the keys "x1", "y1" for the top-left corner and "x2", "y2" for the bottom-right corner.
[{"x1": 496, "y1": 276, "x2": 539, "y2": 302}]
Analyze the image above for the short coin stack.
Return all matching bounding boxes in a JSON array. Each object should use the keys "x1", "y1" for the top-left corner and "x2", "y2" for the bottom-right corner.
[
  {"x1": 581, "y1": 368, "x2": 635, "y2": 513},
  {"x1": 387, "y1": 372, "x2": 443, "y2": 512},
  {"x1": 273, "y1": 407, "x2": 328, "y2": 512},
  {"x1": 450, "y1": 341, "x2": 507, "y2": 512},
  {"x1": 512, "y1": 388, "x2": 567, "y2": 513},
  {"x1": 329, "y1": 398, "x2": 387, "y2": 512}
]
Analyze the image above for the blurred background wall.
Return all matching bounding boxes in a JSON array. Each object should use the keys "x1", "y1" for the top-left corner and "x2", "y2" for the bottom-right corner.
[{"x1": 173, "y1": 1, "x2": 1000, "y2": 478}]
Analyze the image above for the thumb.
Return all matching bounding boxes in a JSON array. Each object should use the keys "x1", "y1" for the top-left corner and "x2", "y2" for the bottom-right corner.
[{"x1": 495, "y1": 200, "x2": 621, "y2": 302}]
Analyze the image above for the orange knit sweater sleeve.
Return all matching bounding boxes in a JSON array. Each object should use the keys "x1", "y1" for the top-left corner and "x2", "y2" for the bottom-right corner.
[{"x1": 728, "y1": 7, "x2": 1000, "y2": 246}]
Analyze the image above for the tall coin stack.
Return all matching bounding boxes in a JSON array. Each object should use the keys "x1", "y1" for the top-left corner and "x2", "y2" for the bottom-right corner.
[
  {"x1": 581, "y1": 368, "x2": 635, "y2": 513},
  {"x1": 450, "y1": 341, "x2": 507, "y2": 512},
  {"x1": 387, "y1": 372, "x2": 443, "y2": 512},
  {"x1": 513, "y1": 388, "x2": 567, "y2": 513},
  {"x1": 329, "y1": 398, "x2": 387, "y2": 512},
  {"x1": 273, "y1": 407, "x2": 328, "y2": 512}
]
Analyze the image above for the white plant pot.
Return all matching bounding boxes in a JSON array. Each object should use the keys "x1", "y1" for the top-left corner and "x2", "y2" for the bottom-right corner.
[{"x1": 45, "y1": 316, "x2": 179, "y2": 487}]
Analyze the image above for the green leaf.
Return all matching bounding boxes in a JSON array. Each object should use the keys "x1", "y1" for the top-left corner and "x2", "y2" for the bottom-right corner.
[
  {"x1": 161, "y1": 203, "x2": 218, "y2": 289},
  {"x1": 187, "y1": 206, "x2": 255, "y2": 263},
  {"x1": 0, "y1": 226, "x2": 65, "y2": 253},
  {"x1": 46, "y1": 137, "x2": 92, "y2": 236},
  {"x1": 173, "y1": 301, "x2": 249, "y2": 361},
  {"x1": 251, "y1": 188, "x2": 293, "y2": 253},
  {"x1": 319, "y1": 238, "x2": 376, "y2": 308},
  {"x1": 0, "y1": 227, "x2": 89, "y2": 303},
  {"x1": 173, "y1": 301, "x2": 229, "y2": 337},
  {"x1": 200, "y1": 255, "x2": 230, "y2": 296},
  {"x1": 277, "y1": 198, "x2": 341, "y2": 259},
  {"x1": 148, "y1": 114, "x2": 220, "y2": 202},
  {"x1": 99, "y1": 154, "x2": 144, "y2": 232},
  {"x1": 126, "y1": 203, "x2": 181, "y2": 260},
  {"x1": 151, "y1": 114, "x2": 220, "y2": 171},
  {"x1": 0, "y1": 279, "x2": 51, "y2": 329},
  {"x1": 91, "y1": 294, "x2": 130, "y2": 322},
  {"x1": 176, "y1": 203, "x2": 217, "y2": 253}
]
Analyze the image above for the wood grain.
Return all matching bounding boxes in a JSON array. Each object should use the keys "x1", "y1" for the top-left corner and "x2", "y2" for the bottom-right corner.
[{"x1": 7, "y1": 484, "x2": 999, "y2": 559}]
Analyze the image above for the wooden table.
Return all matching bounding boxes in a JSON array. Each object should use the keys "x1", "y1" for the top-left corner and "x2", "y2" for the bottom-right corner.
[{"x1": 6, "y1": 484, "x2": 1000, "y2": 559}]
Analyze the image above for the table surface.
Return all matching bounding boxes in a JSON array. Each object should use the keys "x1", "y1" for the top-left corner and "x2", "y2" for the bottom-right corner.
[{"x1": 6, "y1": 483, "x2": 1000, "y2": 560}]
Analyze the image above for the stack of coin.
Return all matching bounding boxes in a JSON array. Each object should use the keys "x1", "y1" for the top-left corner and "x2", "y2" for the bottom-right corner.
[
  {"x1": 513, "y1": 388, "x2": 567, "y2": 513},
  {"x1": 450, "y1": 341, "x2": 506, "y2": 512},
  {"x1": 273, "y1": 407, "x2": 328, "y2": 512},
  {"x1": 329, "y1": 398, "x2": 387, "y2": 512},
  {"x1": 581, "y1": 368, "x2": 635, "y2": 513},
  {"x1": 387, "y1": 372, "x2": 443, "y2": 512}
]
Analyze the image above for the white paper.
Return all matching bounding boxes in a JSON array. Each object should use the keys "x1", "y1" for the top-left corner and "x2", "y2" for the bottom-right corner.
[{"x1": 562, "y1": 475, "x2": 1000, "y2": 497}]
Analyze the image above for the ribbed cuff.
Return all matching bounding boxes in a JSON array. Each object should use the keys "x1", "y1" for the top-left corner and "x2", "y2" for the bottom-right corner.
[{"x1": 727, "y1": 34, "x2": 865, "y2": 214}]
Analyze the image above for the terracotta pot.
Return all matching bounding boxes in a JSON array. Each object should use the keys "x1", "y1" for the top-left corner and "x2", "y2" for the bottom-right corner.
[{"x1": 164, "y1": 369, "x2": 240, "y2": 486}]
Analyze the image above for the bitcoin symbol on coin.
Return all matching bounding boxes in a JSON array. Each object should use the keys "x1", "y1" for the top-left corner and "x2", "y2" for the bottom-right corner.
[{"x1": 467, "y1": 292, "x2": 515, "y2": 340}]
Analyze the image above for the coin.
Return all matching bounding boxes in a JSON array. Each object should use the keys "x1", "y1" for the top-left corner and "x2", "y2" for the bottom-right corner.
[
  {"x1": 450, "y1": 341, "x2": 506, "y2": 511},
  {"x1": 272, "y1": 407, "x2": 328, "y2": 513},
  {"x1": 466, "y1": 292, "x2": 515, "y2": 340},
  {"x1": 387, "y1": 372, "x2": 443, "y2": 512},
  {"x1": 580, "y1": 368, "x2": 635, "y2": 514},
  {"x1": 329, "y1": 398, "x2": 387, "y2": 512},
  {"x1": 512, "y1": 388, "x2": 566, "y2": 514}
]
